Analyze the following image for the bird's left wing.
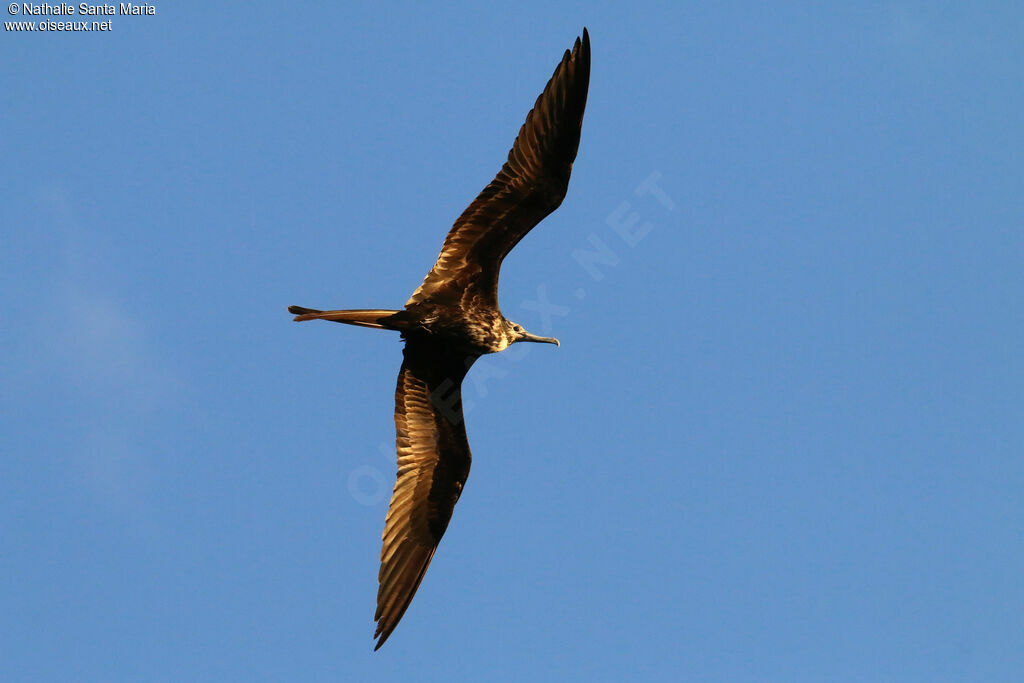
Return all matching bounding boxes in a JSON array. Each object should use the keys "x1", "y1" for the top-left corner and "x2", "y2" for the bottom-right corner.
[{"x1": 373, "y1": 338, "x2": 477, "y2": 650}]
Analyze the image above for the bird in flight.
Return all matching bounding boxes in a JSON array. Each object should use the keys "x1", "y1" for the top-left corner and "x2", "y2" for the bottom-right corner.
[{"x1": 288, "y1": 28, "x2": 590, "y2": 650}]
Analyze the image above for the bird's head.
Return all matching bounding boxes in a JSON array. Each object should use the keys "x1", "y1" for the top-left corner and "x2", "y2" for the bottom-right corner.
[{"x1": 505, "y1": 320, "x2": 560, "y2": 347}]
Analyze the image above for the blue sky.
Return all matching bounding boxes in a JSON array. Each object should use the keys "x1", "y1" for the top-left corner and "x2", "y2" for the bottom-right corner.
[{"x1": 3, "y1": 2, "x2": 1023, "y2": 681}]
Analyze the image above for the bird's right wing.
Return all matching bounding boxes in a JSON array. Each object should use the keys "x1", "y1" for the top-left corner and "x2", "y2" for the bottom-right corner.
[
  {"x1": 373, "y1": 338, "x2": 477, "y2": 650},
  {"x1": 405, "y1": 28, "x2": 591, "y2": 310}
]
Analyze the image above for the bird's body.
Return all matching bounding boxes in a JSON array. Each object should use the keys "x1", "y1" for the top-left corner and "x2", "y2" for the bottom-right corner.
[
  {"x1": 289, "y1": 301, "x2": 524, "y2": 355},
  {"x1": 288, "y1": 28, "x2": 590, "y2": 650},
  {"x1": 402, "y1": 300, "x2": 527, "y2": 354}
]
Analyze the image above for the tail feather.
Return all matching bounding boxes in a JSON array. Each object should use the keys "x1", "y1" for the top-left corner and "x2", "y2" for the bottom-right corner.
[{"x1": 287, "y1": 306, "x2": 404, "y2": 330}]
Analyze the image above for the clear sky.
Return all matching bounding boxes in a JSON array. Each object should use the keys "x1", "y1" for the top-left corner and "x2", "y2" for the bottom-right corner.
[{"x1": 3, "y1": 2, "x2": 1023, "y2": 681}]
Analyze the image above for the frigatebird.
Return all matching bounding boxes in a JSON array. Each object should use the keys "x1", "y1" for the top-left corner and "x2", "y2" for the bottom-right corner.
[{"x1": 288, "y1": 28, "x2": 590, "y2": 650}]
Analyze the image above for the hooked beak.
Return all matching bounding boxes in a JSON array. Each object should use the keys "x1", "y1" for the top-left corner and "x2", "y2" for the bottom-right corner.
[{"x1": 517, "y1": 331, "x2": 560, "y2": 347}]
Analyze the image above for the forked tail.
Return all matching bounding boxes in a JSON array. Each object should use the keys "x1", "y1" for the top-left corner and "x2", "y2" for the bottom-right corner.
[{"x1": 288, "y1": 306, "x2": 405, "y2": 330}]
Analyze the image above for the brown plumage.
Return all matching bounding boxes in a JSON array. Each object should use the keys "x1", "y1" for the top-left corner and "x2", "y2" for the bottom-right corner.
[{"x1": 287, "y1": 28, "x2": 590, "y2": 650}]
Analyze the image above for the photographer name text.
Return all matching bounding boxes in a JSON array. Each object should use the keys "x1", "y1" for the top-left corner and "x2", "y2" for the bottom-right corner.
[{"x1": 15, "y1": 3, "x2": 155, "y2": 15}]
